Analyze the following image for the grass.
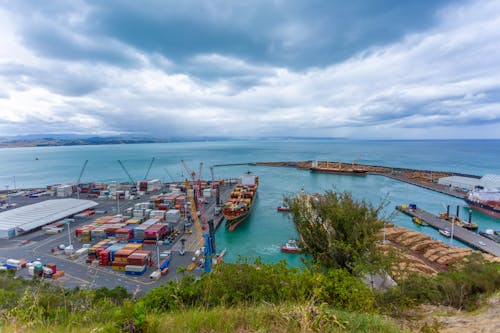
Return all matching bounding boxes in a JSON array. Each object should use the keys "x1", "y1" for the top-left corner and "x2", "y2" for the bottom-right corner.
[{"x1": 142, "y1": 303, "x2": 407, "y2": 333}]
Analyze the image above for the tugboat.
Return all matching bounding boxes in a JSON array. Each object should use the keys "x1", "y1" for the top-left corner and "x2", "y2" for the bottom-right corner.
[{"x1": 280, "y1": 239, "x2": 301, "y2": 253}]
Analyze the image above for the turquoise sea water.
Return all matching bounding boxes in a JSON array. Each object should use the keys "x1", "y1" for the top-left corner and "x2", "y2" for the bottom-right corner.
[{"x1": 1, "y1": 139, "x2": 499, "y2": 264}]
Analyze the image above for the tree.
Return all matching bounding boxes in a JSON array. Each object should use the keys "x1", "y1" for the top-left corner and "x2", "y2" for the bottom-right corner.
[{"x1": 285, "y1": 190, "x2": 385, "y2": 274}]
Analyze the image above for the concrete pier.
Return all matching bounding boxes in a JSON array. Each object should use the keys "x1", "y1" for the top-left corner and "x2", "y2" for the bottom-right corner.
[{"x1": 396, "y1": 205, "x2": 500, "y2": 257}]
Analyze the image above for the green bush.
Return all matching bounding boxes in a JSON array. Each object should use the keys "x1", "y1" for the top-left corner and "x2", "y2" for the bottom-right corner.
[
  {"x1": 377, "y1": 259, "x2": 500, "y2": 311},
  {"x1": 311, "y1": 269, "x2": 375, "y2": 312}
]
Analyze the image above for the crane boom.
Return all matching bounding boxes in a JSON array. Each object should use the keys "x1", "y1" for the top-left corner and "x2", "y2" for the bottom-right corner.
[
  {"x1": 144, "y1": 157, "x2": 155, "y2": 180},
  {"x1": 117, "y1": 160, "x2": 135, "y2": 184},
  {"x1": 76, "y1": 160, "x2": 88, "y2": 185},
  {"x1": 164, "y1": 168, "x2": 175, "y2": 182}
]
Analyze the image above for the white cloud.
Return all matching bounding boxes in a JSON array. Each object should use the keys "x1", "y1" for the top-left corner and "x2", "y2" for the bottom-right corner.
[{"x1": 0, "y1": 0, "x2": 499, "y2": 138}]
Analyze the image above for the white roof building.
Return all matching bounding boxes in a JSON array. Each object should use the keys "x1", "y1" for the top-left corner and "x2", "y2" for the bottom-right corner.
[
  {"x1": 438, "y1": 174, "x2": 500, "y2": 191},
  {"x1": 0, "y1": 198, "x2": 98, "y2": 239}
]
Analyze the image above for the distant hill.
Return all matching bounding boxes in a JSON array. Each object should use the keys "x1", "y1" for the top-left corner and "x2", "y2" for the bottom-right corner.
[{"x1": 0, "y1": 136, "x2": 167, "y2": 148}]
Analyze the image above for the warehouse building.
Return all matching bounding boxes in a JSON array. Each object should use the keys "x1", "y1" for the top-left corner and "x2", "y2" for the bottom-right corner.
[
  {"x1": 0, "y1": 198, "x2": 98, "y2": 239},
  {"x1": 438, "y1": 174, "x2": 500, "y2": 191}
]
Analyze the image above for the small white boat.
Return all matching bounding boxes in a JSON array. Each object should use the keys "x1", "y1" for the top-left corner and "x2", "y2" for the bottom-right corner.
[{"x1": 439, "y1": 229, "x2": 451, "y2": 238}]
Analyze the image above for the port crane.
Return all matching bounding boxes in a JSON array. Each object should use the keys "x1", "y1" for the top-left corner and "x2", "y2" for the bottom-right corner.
[
  {"x1": 117, "y1": 159, "x2": 138, "y2": 194},
  {"x1": 164, "y1": 167, "x2": 176, "y2": 183},
  {"x1": 75, "y1": 159, "x2": 88, "y2": 199},
  {"x1": 117, "y1": 160, "x2": 135, "y2": 184},
  {"x1": 210, "y1": 166, "x2": 220, "y2": 206},
  {"x1": 143, "y1": 157, "x2": 155, "y2": 180},
  {"x1": 181, "y1": 160, "x2": 214, "y2": 272}
]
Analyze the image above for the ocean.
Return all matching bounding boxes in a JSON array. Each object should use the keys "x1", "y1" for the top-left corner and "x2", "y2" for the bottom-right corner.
[{"x1": 1, "y1": 139, "x2": 499, "y2": 264}]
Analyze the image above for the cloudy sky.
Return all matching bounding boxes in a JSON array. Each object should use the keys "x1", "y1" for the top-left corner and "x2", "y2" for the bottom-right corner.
[{"x1": 0, "y1": 0, "x2": 499, "y2": 139}]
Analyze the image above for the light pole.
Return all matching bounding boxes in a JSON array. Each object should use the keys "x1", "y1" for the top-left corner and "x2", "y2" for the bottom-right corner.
[{"x1": 67, "y1": 221, "x2": 72, "y2": 247}]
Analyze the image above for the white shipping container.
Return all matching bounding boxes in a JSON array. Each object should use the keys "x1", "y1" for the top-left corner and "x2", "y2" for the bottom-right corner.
[
  {"x1": 203, "y1": 188, "x2": 212, "y2": 198},
  {"x1": 166, "y1": 209, "x2": 181, "y2": 223},
  {"x1": 125, "y1": 265, "x2": 146, "y2": 272},
  {"x1": 75, "y1": 248, "x2": 88, "y2": 256},
  {"x1": 56, "y1": 185, "x2": 73, "y2": 197}
]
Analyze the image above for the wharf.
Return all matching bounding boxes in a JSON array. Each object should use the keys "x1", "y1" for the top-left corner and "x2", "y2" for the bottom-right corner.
[
  {"x1": 396, "y1": 205, "x2": 500, "y2": 257},
  {"x1": 375, "y1": 173, "x2": 466, "y2": 199},
  {"x1": 172, "y1": 181, "x2": 235, "y2": 253}
]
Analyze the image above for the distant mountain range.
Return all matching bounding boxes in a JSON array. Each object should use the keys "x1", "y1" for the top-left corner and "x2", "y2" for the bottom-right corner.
[
  {"x1": 0, "y1": 134, "x2": 348, "y2": 148},
  {"x1": 0, "y1": 136, "x2": 168, "y2": 148}
]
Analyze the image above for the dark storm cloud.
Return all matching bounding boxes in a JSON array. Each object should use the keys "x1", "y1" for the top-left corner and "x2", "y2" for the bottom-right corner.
[
  {"x1": 0, "y1": 63, "x2": 104, "y2": 96},
  {"x1": 5, "y1": 0, "x2": 453, "y2": 71}
]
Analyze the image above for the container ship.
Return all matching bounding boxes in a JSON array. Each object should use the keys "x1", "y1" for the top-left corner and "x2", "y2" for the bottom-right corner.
[
  {"x1": 465, "y1": 190, "x2": 500, "y2": 219},
  {"x1": 223, "y1": 173, "x2": 258, "y2": 231}
]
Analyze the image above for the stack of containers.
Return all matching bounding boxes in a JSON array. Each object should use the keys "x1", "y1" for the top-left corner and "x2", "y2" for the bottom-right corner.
[
  {"x1": 87, "y1": 239, "x2": 115, "y2": 263},
  {"x1": 126, "y1": 249, "x2": 152, "y2": 275},
  {"x1": 104, "y1": 225, "x2": 121, "y2": 238},
  {"x1": 175, "y1": 196, "x2": 185, "y2": 211},
  {"x1": 143, "y1": 224, "x2": 166, "y2": 244},
  {"x1": 165, "y1": 195, "x2": 178, "y2": 209},
  {"x1": 112, "y1": 243, "x2": 143, "y2": 271},
  {"x1": 166, "y1": 210, "x2": 181, "y2": 224},
  {"x1": 147, "y1": 179, "x2": 162, "y2": 192},
  {"x1": 99, "y1": 250, "x2": 110, "y2": 266},
  {"x1": 125, "y1": 218, "x2": 142, "y2": 225},
  {"x1": 149, "y1": 210, "x2": 165, "y2": 221},
  {"x1": 107, "y1": 243, "x2": 126, "y2": 263},
  {"x1": 115, "y1": 228, "x2": 133, "y2": 241},
  {"x1": 125, "y1": 264, "x2": 147, "y2": 275},
  {"x1": 133, "y1": 218, "x2": 160, "y2": 240},
  {"x1": 91, "y1": 226, "x2": 107, "y2": 241},
  {"x1": 138, "y1": 181, "x2": 148, "y2": 192},
  {"x1": 75, "y1": 224, "x2": 95, "y2": 242}
]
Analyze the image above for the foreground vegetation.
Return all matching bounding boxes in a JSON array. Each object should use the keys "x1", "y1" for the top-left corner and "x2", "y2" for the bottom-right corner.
[
  {"x1": 1, "y1": 190, "x2": 499, "y2": 332},
  {"x1": 1, "y1": 257, "x2": 499, "y2": 332}
]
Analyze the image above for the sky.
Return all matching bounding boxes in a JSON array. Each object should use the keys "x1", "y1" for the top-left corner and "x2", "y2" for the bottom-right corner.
[{"x1": 0, "y1": 0, "x2": 499, "y2": 139}]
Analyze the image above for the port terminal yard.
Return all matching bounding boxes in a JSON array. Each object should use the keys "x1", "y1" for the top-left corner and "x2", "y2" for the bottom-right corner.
[{"x1": 0, "y1": 179, "x2": 237, "y2": 294}]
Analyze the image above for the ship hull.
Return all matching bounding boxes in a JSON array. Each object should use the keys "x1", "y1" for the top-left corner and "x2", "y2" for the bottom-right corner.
[
  {"x1": 310, "y1": 167, "x2": 367, "y2": 176},
  {"x1": 223, "y1": 177, "x2": 258, "y2": 231},
  {"x1": 280, "y1": 246, "x2": 301, "y2": 253},
  {"x1": 465, "y1": 199, "x2": 500, "y2": 219},
  {"x1": 224, "y1": 208, "x2": 253, "y2": 231}
]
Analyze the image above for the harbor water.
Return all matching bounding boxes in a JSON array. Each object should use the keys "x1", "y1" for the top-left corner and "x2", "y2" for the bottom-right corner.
[{"x1": 1, "y1": 139, "x2": 499, "y2": 265}]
